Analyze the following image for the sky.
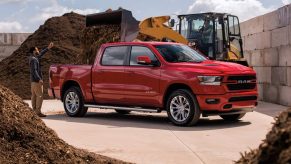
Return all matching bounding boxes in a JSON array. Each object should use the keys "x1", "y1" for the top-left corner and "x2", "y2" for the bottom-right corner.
[{"x1": 0, "y1": 0, "x2": 290, "y2": 33}]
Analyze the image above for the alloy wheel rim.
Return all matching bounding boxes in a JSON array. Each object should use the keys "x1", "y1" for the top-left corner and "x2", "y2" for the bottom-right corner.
[
  {"x1": 170, "y1": 95, "x2": 190, "y2": 122},
  {"x1": 65, "y1": 91, "x2": 80, "y2": 114}
]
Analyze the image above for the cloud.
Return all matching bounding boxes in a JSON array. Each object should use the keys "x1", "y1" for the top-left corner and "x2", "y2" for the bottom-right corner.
[
  {"x1": 0, "y1": 0, "x2": 22, "y2": 4},
  {"x1": 36, "y1": 7, "x2": 99, "y2": 22},
  {"x1": 282, "y1": 0, "x2": 291, "y2": 5},
  {"x1": 0, "y1": 0, "x2": 33, "y2": 4},
  {"x1": 187, "y1": 0, "x2": 274, "y2": 21},
  {"x1": 31, "y1": 1, "x2": 99, "y2": 22},
  {"x1": 0, "y1": 21, "x2": 23, "y2": 32}
]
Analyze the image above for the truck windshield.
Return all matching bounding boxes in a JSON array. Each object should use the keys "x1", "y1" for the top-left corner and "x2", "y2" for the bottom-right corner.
[{"x1": 155, "y1": 44, "x2": 207, "y2": 63}]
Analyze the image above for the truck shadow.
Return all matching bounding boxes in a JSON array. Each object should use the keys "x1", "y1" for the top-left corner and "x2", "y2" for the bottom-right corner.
[{"x1": 43, "y1": 111, "x2": 251, "y2": 131}]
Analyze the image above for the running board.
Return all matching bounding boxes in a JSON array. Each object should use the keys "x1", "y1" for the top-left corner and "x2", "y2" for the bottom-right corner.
[
  {"x1": 202, "y1": 108, "x2": 254, "y2": 117},
  {"x1": 84, "y1": 104, "x2": 159, "y2": 113}
]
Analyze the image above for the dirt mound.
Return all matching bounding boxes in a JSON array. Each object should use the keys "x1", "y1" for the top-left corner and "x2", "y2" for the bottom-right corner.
[
  {"x1": 0, "y1": 84, "x2": 127, "y2": 163},
  {"x1": 80, "y1": 25, "x2": 121, "y2": 64},
  {"x1": 0, "y1": 12, "x2": 121, "y2": 99},
  {"x1": 236, "y1": 108, "x2": 291, "y2": 164},
  {"x1": 0, "y1": 12, "x2": 85, "y2": 99}
]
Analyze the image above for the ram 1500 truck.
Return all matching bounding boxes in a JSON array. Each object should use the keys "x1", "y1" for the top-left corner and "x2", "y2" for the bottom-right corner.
[{"x1": 48, "y1": 42, "x2": 258, "y2": 126}]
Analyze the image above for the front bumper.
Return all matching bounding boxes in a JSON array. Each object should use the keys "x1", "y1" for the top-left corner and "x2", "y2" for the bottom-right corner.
[{"x1": 196, "y1": 91, "x2": 258, "y2": 111}]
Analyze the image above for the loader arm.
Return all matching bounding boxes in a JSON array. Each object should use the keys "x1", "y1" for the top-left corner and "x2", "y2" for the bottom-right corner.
[
  {"x1": 139, "y1": 16, "x2": 188, "y2": 44},
  {"x1": 86, "y1": 9, "x2": 188, "y2": 44}
]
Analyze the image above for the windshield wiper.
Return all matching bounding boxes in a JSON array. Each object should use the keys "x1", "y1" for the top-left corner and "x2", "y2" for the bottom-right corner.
[
  {"x1": 172, "y1": 60, "x2": 203, "y2": 63},
  {"x1": 188, "y1": 60, "x2": 203, "y2": 63}
]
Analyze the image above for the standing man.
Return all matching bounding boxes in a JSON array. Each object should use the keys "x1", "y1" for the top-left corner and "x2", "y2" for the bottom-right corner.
[{"x1": 29, "y1": 42, "x2": 54, "y2": 117}]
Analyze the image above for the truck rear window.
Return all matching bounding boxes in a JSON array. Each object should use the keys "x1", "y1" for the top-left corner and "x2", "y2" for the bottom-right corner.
[
  {"x1": 155, "y1": 44, "x2": 206, "y2": 63},
  {"x1": 101, "y1": 46, "x2": 129, "y2": 66}
]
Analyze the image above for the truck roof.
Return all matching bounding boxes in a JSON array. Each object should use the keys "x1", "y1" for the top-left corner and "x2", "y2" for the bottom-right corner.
[{"x1": 102, "y1": 41, "x2": 183, "y2": 47}]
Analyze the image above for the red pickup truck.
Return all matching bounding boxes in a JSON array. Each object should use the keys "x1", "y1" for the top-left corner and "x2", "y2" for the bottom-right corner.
[{"x1": 48, "y1": 42, "x2": 257, "y2": 126}]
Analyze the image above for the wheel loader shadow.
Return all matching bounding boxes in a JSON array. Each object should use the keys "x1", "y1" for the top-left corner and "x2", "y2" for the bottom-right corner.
[{"x1": 43, "y1": 110, "x2": 251, "y2": 131}]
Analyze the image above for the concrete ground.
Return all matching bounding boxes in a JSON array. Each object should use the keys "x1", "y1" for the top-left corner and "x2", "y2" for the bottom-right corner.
[{"x1": 25, "y1": 100, "x2": 288, "y2": 164}]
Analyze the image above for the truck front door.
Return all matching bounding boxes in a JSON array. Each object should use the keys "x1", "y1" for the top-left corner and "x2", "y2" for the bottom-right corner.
[
  {"x1": 91, "y1": 46, "x2": 130, "y2": 105},
  {"x1": 124, "y1": 46, "x2": 161, "y2": 107}
]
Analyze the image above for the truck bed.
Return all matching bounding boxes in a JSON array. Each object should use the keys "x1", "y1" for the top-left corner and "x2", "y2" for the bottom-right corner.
[{"x1": 49, "y1": 64, "x2": 93, "y2": 101}]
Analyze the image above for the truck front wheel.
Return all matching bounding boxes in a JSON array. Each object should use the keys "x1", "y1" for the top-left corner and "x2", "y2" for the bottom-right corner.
[
  {"x1": 166, "y1": 89, "x2": 201, "y2": 126},
  {"x1": 220, "y1": 113, "x2": 246, "y2": 121},
  {"x1": 63, "y1": 86, "x2": 88, "y2": 117}
]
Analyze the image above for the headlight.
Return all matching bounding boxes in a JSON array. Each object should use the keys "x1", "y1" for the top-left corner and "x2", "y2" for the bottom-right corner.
[{"x1": 197, "y1": 76, "x2": 222, "y2": 85}]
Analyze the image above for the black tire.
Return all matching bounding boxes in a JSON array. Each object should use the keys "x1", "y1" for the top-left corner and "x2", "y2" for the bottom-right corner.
[
  {"x1": 63, "y1": 86, "x2": 88, "y2": 117},
  {"x1": 115, "y1": 110, "x2": 131, "y2": 114},
  {"x1": 220, "y1": 113, "x2": 246, "y2": 121},
  {"x1": 166, "y1": 89, "x2": 201, "y2": 126}
]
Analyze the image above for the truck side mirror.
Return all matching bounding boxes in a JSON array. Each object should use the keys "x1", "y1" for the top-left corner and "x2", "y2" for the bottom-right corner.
[
  {"x1": 239, "y1": 38, "x2": 243, "y2": 44},
  {"x1": 169, "y1": 19, "x2": 175, "y2": 27},
  {"x1": 229, "y1": 36, "x2": 235, "y2": 41},
  {"x1": 137, "y1": 56, "x2": 152, "y2": 65}
]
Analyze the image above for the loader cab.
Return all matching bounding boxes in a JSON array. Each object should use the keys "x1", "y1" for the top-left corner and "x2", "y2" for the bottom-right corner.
[{"x1": 177, "y1": 13, "x2": 245, "y2": 65}]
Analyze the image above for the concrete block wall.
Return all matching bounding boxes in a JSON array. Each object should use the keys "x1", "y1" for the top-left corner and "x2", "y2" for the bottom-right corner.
[
  {"x1": 0, "y1": 33, "x2": 31, "y2": 61},
  {"x1": 241, "y1": 4, "x2": 291, "y2": 106}
]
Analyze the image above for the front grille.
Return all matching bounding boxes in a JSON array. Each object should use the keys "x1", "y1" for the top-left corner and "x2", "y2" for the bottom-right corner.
[
  {"x1": 229, "y1": 96, "x2": 257, "y2": 102},
  {"x1": 226, "y1": 75, "x2": 256, "y2": 91},
  {"x1": 227, "y1": 75, "x2": 256, "y2": 81},
  {"x1": 227, "y1": 83, "x2": 256, "y2": 90}
]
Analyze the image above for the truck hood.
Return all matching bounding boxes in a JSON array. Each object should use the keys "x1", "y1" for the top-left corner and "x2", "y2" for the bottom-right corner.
[{"x1": 174, "y1": 60, "x2": 254, "y2": 74}]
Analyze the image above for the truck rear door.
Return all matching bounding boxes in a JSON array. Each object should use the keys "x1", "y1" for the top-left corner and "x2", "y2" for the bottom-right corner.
[{"x1": 91, "y1": 46, "x2": 130, "y2": 105}]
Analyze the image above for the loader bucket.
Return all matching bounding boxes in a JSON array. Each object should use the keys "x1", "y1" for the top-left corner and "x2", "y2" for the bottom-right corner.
[{"x1": 86, "y1": 9, "x2": 140, "y2": 42}]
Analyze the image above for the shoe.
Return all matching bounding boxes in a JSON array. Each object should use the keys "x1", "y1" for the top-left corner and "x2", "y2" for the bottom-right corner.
[{"x1": 38, "y1": 113, "x2": 47, "y2": 117}]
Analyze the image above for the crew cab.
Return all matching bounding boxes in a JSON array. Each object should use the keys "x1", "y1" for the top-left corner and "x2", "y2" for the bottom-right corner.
[{"x1": 48, "y1": 42, "x2": 258, "y2": 126}]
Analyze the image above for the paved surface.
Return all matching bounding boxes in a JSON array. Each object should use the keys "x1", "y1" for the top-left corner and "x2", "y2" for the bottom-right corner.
[
  {"x1": 25, "y1": 100, "x2": 289, "y2": 164},
  {"x1": 254, "y1": 101, "x2": 288, "y2": 117}
]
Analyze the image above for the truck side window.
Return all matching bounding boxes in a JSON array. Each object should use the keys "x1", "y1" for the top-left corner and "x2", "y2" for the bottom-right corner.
[
  {"x1": 101, "y1": 46, "x2": 128, "y2": 66},
  {"x1": 130, "y1": 46, "x2": 158, "y2": 66}
]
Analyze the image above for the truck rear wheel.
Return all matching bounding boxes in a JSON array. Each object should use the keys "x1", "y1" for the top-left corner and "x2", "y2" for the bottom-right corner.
[
  {"x1": 63, "y1": 86, "x2": 88, "y2": 117},
  {"x1": 220, "y1": 113, "x2": 246, "y2": 121},
  {"x1": 166, "y1": 89, "x2": 201, "y2": 126}
]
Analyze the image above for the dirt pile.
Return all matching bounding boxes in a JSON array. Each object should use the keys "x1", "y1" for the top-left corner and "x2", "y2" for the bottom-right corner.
[
  {"x1": 0, "y1": 12, "x2": 121, "y2": 99},
  {"x1": 0, "y1": 84, "x2": 127, "y2": 163},
  {"x1": 0, "y1": 12, "x2": 85, "y2": 99},
  {"x1": 80, "y1": 25, "x2": 121, "y2": 64},
  {"x1": 236, "y1": 108, "x2": 291, "y2": 164}
]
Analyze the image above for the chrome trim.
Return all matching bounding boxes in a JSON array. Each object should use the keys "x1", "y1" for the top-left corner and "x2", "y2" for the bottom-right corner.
[
  {"x1": 65, "y1": 91, "x2": 80, "y2": 114},
  {"x1": 170, "y1": 95, "x2": 190, "y2": 122},
  {"x1": 84, "y1": 104, "x2": 158, "y2": 113}
]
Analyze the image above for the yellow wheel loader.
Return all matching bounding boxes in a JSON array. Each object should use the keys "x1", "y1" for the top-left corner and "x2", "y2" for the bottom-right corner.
[
  {"x1": 86, "y1": 9, "x2": 248, "y2": 66},
  {"x1": 176, "y1": 13, "x2": 247, "y2": 66}
]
